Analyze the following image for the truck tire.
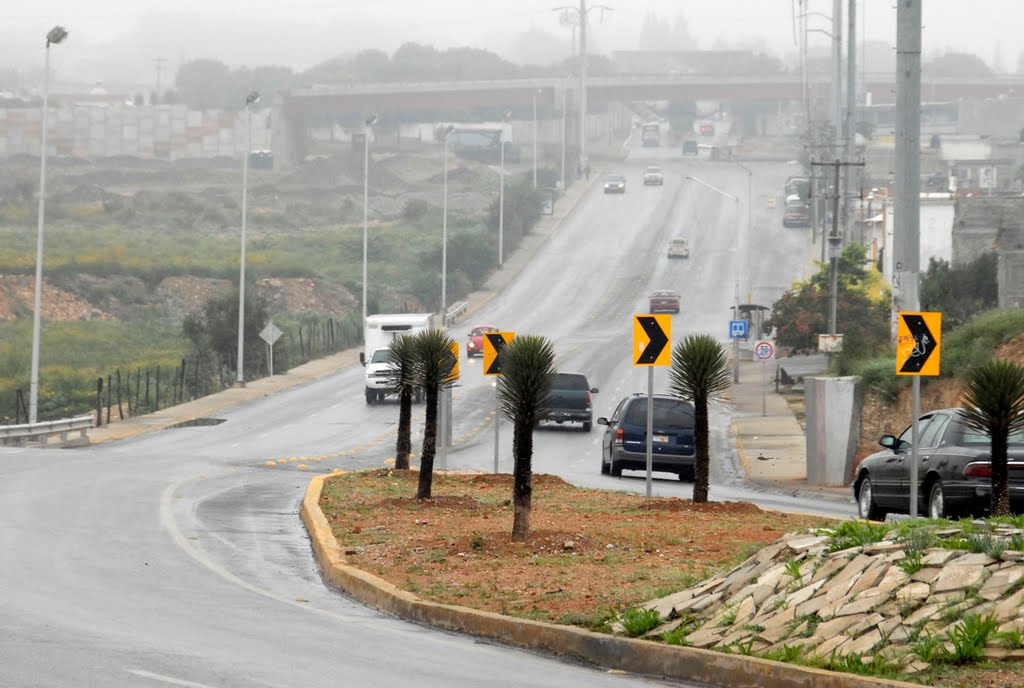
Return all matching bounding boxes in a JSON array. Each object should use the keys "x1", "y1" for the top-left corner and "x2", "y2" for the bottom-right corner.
[
  {"x1": 582, "y1": 420, "x2": 592, "y2": 432},
  {"x1": 365, "y1": 389, "x2": 375, "y2": 405}
]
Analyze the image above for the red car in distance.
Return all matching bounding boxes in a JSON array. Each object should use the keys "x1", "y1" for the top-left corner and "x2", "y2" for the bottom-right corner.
[{"x1": 467, "y1": 325, "x2": 499, "y2": 357}]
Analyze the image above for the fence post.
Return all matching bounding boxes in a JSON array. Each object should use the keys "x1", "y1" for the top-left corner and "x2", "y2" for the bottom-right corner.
[
  {"x1": 145, "y1": 368, "x2": 151, "y2": 411},
  {"x1": 298, "y1": 328, "x2": 305, "y2": 361},
  {"x1": 116, "y1": 368, "x2": 124, "y2": 420},
  {"x1": 96, "y1": 377, "x2": 104, "y2": 427},
  {"x1": 155, "y1": 366, "x2": 161, "y2": 411},
  {"x1": 135, "y1": 368, "x2": 142, "y2": 415},
  {"x1": 106, "y1": 375, "x2": 112, "y2": 425},
  {"x1": 179, "y1": 359, "x2": 186, "y2": 404}
]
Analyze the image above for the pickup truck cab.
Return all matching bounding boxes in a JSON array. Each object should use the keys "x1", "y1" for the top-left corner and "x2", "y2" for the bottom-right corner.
[
  {"x1": 543, "y1": 372, "x2": 598, "y2": 432},
  {"x1": 667, "y1": 239, "x2": 690, "y2": 259}
]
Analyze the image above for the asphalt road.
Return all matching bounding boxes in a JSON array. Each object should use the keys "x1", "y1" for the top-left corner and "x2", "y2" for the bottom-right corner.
[{"x1": 0, "y1": 146, "x2": 853, "y2": 688}]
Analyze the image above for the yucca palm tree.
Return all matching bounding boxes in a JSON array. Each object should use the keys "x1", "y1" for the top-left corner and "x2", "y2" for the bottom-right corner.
[
  {"x1": 960, "y1": 358, "x2": 1024, "y2": 516},
  {"x1": 667, "y1": 334, "x2": 732, "y2": 503},
  {"x1": 413, "y1": 329, "x2": 457, "y2": 499},
  {"x1": 386, "y1": 334, "x2": 419, "y2": 471},
  {"x1": 496, "y1": 335, "x2": 556, "y2": 542}
]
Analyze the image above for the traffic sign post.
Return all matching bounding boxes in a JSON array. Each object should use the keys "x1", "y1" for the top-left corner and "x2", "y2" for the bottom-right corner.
[
  {"x1": 729, "y1": 319, "x2": 747, "y2": 384},
  {"x1": 753, "y1": 340, "x2": 775, "y2": 417},
  {"x1": 483, "y1": 331, "x2": 515, "y2": 474},
  {"x1": 633, "y1": 315, "x2": 671, "y2": 498},
  {"x1": 259, "y1": 322, "x2": 283, "y2": 376},
  {"x1": 896, "y1": 312, "x2": 942, "y2": 518}
]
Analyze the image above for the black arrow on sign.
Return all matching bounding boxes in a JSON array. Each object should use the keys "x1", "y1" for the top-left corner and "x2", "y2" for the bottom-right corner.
[
  {"x1": 899, "y1": 314, "x2": 937, "y2": 373},
  {"x1": 485, "y1": 333, "x2": 509, "y2": 375},
  {"x1": 636, "y1": 316, "x2": 669, "y2": 365}
]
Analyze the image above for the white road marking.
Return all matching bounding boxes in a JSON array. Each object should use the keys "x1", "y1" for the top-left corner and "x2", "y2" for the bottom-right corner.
[{"x1": 124, "y1": 669, "x2": 222, "y2": 688}]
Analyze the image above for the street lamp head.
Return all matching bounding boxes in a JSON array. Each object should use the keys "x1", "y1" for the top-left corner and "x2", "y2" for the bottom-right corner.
[
  {"x1": 246, "y1": 91, "x2": 260, "y2": 107},
  {"x1": 502, "y1": 110, "x2": 512, "y2": 122},
  {"x1": 46, "y1": 26, "x2": 68, "y2": 46},
  {"x1": 365, "y1": 114, "x2": 378, "y2": 127},
  {"x1": 443, "y1": 124, "x2": 455, "y2": 137}
]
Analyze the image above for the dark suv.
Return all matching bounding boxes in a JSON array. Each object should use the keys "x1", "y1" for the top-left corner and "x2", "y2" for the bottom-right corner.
[{"x1": 598, "y1": 394, "x2": 696, "y2": 481}]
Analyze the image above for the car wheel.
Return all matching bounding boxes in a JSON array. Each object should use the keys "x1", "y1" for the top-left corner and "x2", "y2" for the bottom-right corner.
[
  {"x1": 582, "y1": 421, "x2": 592, "y2": 432},
  {"x1": 600, "y1": 452, "x2": 610, "y2": 475},
  {"x1": 365, "y1": 389, "x2": 375, "y2": 405},
  {"x1": 610, "y1": 455, "x2": 622, "y2": 477},
  {"x1": 927, "y1": 480, "x2": 948, "y2": 519},
  {"x1": 678, "y1": 466, "x2": 695, "y2": 482},
  {"x1": 857, "y1": 475, "x2": 886, "y2": 521}
]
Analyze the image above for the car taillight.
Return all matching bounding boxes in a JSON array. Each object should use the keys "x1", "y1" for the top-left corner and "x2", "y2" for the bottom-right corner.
[
  {"x1": 964, "y1": 462, "x2": 991, "y2": 478},
  {"x1": 615, "y1": 427, "x2": 624, "y2": 443},
  {"x1": 585, "y1": 391, "x2": 591, "y2": 407}
]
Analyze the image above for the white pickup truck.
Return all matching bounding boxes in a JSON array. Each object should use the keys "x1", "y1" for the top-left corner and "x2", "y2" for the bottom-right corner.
[
  {"x1": 667, "y1": 239, "x2": 690, "y2": 259},
  {"x1": 360, "y1": 313, "x2": 436, "y2": 404}
]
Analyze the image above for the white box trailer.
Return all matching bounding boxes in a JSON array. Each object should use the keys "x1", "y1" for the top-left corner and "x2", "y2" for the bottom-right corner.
[{"x1": 361, "y1": 313, "x2": 436, "y2": 404}]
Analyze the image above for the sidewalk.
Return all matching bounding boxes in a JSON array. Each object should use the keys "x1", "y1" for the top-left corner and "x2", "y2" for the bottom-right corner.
[
  {"x1": 730, "y1": 358, "x2": 854, "y2": 505},
  {"x1": 87, "y1": 174, "x2": 603, "y2": 446}
]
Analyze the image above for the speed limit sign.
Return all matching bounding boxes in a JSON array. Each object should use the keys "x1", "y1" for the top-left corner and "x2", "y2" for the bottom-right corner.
[{"x1": 753, "y1": 341, "x2": 775, "y2": 361}]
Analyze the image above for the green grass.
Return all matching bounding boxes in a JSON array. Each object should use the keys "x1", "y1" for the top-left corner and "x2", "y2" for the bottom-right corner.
[
  {"x1": 618, "y1": 607, "x2": 662, "y2": 637},
  {"x1": 818, "y1": 520, "x2": 891, "y2": 552},
  {"x1": 940, "y1": 308, "x2": 1024, "y2": 378}
]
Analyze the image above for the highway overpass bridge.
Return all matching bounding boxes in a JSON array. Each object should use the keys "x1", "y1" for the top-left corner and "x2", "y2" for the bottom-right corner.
[{"x1": 273, "y1": 73, "x2": 1024, "y2": 165}]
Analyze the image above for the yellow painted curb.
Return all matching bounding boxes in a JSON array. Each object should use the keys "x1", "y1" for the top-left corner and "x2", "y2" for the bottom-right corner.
[{"x1": 300, "y1": 474, "x2": 918, "y2": 688}]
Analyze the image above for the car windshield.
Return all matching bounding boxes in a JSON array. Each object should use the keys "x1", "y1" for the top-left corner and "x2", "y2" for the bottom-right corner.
[
  {"x1": 471, "y1": 327, "x2": 495, "y2": 336},
  {"x1": 606, "y1": 175, "x2": 624, "y2": 182},
  {"x1": 370, "y1": 349, "x2": 393, "y2": 364},
  {"x1": 624, "y1": 398, "x2": 695, "y2": 428},
  {"x1": 553, "y1": 373, "x2": 590, "y2": 390},
  {"x1": 645, "y1": 167, "x2": 661, "y2": 173},
  {"x1": 652, "y1": 291, "x2": 677, "y2": 297}
]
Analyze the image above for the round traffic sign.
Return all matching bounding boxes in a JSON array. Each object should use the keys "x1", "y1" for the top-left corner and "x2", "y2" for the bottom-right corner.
[{"x1": 753, "y1": 341, "x2": 775, "y2": 361}]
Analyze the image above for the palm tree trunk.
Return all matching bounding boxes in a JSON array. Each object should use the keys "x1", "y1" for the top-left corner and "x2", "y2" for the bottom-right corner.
[
  {"x1": 991, "y1": 431, "x2": 1010, "y2": 516},
  {"x1": 395, "y1": 389, "x2": 412, "y2": 470},
  {"x1": 693, "y1": 398, "x2": 710, "y2": 503},
  {"x1": 511, "y1": 417, "x2": 533, "y2": 542},
  {"x1": 417, "y1": 385, "x2": 439, "y2": 499}
]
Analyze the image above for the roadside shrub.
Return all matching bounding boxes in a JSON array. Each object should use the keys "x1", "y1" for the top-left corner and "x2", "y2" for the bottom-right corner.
[
  {"x1": 941, "y1": 308, "x2": 1024, "y2": 378},
  {"x1": 855, "y1": 357, "x2": 906, "y2": 403}
]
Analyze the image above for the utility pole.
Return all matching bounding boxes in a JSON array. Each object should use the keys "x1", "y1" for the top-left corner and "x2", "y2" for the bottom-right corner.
[
  {"x1": 153, "y1": 57, "x2": 167, "y2": 100},
  {"x1": 555, "y1": 2, "x2": 611, "y2": 168},
  {"x1": 832, "y1": 0, "x2": 843, "y2": 168},
  {"x1": 812, "y1": 159, "x2": 865, "y2": 354},
  {"x1": 844, "y1": 0, "x2": 857, "y2": 244},
  {"x1": 895, "y1": 0, "x2": 922, "y2": 517}
]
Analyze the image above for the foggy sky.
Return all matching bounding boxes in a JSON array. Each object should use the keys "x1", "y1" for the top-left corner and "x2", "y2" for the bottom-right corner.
[{"x1": 4, "y1": 1, "x2": 1023, "y2": 88}]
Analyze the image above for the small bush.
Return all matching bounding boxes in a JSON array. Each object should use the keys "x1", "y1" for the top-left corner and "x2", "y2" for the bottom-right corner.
[{"x1": 855, "y1": 357, "x2": 906, "y2": 403}]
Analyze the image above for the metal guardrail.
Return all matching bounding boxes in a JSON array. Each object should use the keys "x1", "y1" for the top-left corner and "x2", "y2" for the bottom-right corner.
[
  {"x1": 0, "y1": 414, "x2": 94, "y2": 447},
  {"x1": 445, "y1": 301, "x2": 469, "y2": 325}
]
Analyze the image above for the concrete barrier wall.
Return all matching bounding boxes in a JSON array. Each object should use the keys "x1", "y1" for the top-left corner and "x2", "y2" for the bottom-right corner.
[{"x1": 805, "y1": 376, "x2": 861, "y2": 486}]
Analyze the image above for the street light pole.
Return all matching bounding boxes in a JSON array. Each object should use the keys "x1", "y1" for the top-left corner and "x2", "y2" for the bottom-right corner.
[
  {"x1": 498, "y1": 111, "x2": 511, "y2": 268},
  {"x1": 440, "y1": 124, "x2": 454, "y2": 325},
  {"x1": 686, "y1": 174, "x2": 741, "y2": 383},
  {"x1": 560, "y1": 77, "x2": 570, "y2": 190},
  {"x1": 29, "y1": 25, "x2": 68, "y2": 424},
  {"x1": 532, "y1": 88, "x2": 541, "y2": 189},
  {"x1": 235, "y1": 90, "x2": 260, "y2": 387},
  {"x1": 362, "y1": 114, "x2": 378, "y2": 331}
]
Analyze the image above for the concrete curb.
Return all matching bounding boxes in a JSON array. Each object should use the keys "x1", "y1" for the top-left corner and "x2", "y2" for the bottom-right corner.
[{"x1": 301, "y1": 474, "x2": 918, "y2": 688}]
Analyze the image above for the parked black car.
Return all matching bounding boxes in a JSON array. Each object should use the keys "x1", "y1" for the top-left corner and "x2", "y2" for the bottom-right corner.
[
  {"x1": 852, "y1": 408, "x2": 1024, "y2": 520},
  {"x1": 598, "y1": 394, "x2": 696, "y2": 481}
]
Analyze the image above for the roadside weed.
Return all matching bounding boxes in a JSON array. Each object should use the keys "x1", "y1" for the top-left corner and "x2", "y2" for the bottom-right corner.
[
  {"x1": 995, "y1": 629, "x2": 1024, "y2": 649},
  {"x1": 618, "y1": 607, "x2": 662, "y2": 637},
  {"x1": 965, "y1": 533, "x2": 1007, "y2": 559},
  {"x1": 761, "y1": 644, "x2": 806, "y2": 663},
  {"x1": 784, "y1": 559, "x2": 803, "y2": 579},
  {"x1": 820, "y1": 520, "x2": 891, "y2": 552},
  {"x1": 913, "y1": 632, "x2": 949, "y2": 663},
  {"x1": 948, "y1": 613, "x2": 1001, "y2": 664}
]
